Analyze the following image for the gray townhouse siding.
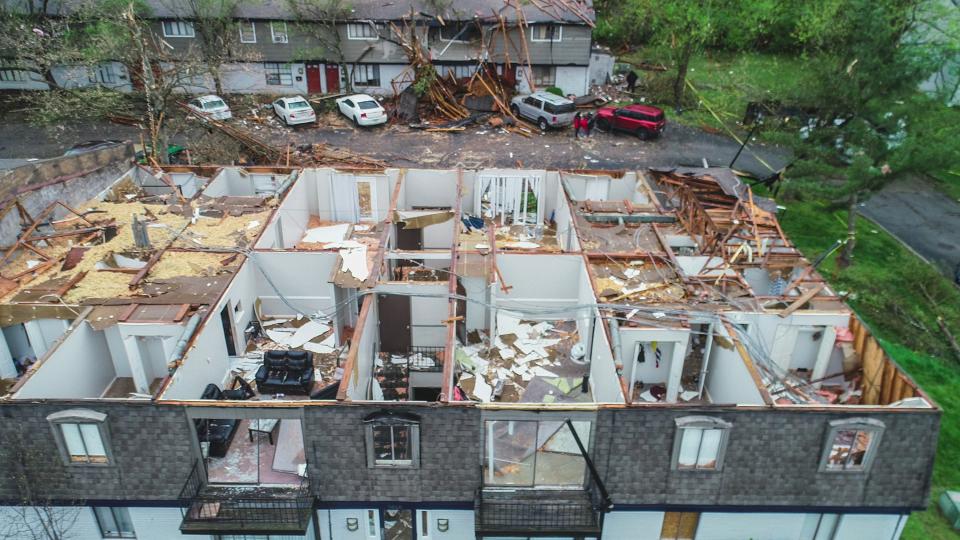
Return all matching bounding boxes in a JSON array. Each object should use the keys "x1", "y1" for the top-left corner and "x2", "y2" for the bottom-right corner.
[
  {"x1": 0, "y1": 402, "x2": 196, "y2": 503},
  {"x1": 595, "y1": 407, "x2": 940, "y2": 511},
  {"x1": 148, "y1": 19, "x2": 590, "y2": 66},
  {"x1": 0, "y1": 401, "x2": 939, "y2": 511}
]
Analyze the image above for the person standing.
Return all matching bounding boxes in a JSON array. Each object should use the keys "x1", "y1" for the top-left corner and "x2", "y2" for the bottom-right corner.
[
  {"x1": 585, "y1": 112, "x2": 595, "y2": 137},
  {"x1": 626, "y1": 70, "x2": 638, "y2": 93},
  {"x1": 573, "y1": 112, "x2": 582, "y2": 138}
]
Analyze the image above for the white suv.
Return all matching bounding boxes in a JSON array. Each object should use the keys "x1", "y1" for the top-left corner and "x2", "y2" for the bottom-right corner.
[{"x1": 509, "y1": 91, "x2": 576, "y2": 130}]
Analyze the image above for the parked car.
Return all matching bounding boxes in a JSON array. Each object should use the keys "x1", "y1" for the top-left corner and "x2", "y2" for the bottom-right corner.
[
  {"x1": 272, "y1": 96, "x2": 316, "y2": 126},
  {"x1": 336, "y1": 94, "x2": 388, "y2": 127},
  {"x1": 595, "y1": 104, "x2": 666, "y2": 139},
  {"x1": 510, "y1": 91, "x2": 577, "y2": 130},
  {"x1": 63, "y1": 140, "x2": 123, "y2": 156},
  {"x1": 186, "y1": 95, "x2": 232, "y2": 120}
]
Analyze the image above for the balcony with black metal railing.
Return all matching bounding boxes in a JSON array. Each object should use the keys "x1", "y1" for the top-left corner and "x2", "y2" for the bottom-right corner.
[{"x1": 178, "y1": 460, "x2": 314, "y2": 535}]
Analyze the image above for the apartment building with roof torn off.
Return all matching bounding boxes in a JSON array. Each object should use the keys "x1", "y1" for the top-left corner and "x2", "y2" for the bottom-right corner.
[{"x1": 0, "y1": 144, "x2": 940, "y2": 540}]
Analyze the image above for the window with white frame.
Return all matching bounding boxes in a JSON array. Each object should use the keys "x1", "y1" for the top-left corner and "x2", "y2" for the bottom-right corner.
[
  {"x1": 0, "y1": 68, "x2": 25, "y2": 82},
  {"x1": 93, "y1": 507, "x2": 135, "y2": 538},
  {"x1": 820, "y1": 418, "x2": 884, "y2": 472},
  {"x1": 270, "y1": 21, "x2": 288, "y2": 43},
  {"x1": 47, "y1": 410, "x2": 111, "y2": 465},
  {"x1": 530, "y1": 65, "x2": 555, "y2": 87},
  {"x1": 672, "y1": 416, "x2": 732, "y2": 471},
  {"x1": 437, "y1": 64, "x2": 477, "y2": 79},
  {"x1": 162, "y1": 20, "x2": 195, "y2": 38},
  {"x1": 239, "y1": 21, "x2": 256, "y2": 43},
  {"x1": 264, "y1": 62, "x2": 292, "y2": 86},
  {"x1": 347, "y1": 22, "x2": 379, "y2": 40},
  {"x1": 364, "y1": 411, "x2": 420, "y2": 468},
  {"x1": 351, "y1": 64, "x2": 380, "y2": 87},
  {"x1": 88, "y1": 64, "x2": 117, "y2": 85},
  {"x1": 531, "y1": 24, "x2": 562, "y2": 42},
  {"x1": 438, "y1": 22, "x2": 480, "y2": 42}
]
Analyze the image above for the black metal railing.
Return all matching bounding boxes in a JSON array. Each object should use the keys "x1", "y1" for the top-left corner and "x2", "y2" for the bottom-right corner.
[
  {"x1": 179, "y1": 460, "x2": 313, "y2": 535},
  {"x1": 475, "y1": 485, "x2": 601, "y2": 534}
]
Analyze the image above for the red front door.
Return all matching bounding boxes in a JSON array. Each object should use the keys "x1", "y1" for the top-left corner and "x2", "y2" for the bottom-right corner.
[
  {"x1": 305, "y1": 63, "x2": 322, "y2": 94},
  {"x1": 324, "y1": 64, "x2": 340, "y2": 93}
]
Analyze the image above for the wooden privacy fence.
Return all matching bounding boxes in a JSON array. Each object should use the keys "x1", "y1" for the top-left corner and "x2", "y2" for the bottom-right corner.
[{"x1": 852, "y1": 315, "x2": 922, "y2": 406}]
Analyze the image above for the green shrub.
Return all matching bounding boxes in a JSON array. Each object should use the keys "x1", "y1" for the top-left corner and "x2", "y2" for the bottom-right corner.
[{"x1": 544, "y1": 86, "x2": 565, "y2": 97}]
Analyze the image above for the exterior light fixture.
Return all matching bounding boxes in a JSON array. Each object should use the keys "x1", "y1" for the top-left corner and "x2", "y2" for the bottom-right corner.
[
  {"x1": 437, "y1": 518, "x2": 449, "y2": 532},
  {"x1": 346, "y1": 517, "x2": 359, "y2": 531}
]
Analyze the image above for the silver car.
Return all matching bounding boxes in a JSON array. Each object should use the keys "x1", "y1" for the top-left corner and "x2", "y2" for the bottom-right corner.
[{"x1": 509, "y1": 91, "x2": 576, "y2": 130}]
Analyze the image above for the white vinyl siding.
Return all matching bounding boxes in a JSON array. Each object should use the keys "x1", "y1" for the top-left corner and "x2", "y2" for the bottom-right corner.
[{"x1": 162, "y1": 20, "x2": 194, "y2": 38}]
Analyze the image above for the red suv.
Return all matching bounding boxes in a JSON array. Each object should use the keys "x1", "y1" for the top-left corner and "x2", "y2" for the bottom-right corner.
[{"x1": 595, "y1": 104, "x2": 666, "y2": 139}]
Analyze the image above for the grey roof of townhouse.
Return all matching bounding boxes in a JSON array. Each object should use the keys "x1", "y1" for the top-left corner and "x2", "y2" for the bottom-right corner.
[{"x1": 7, "y1": 0, "x2": 596, "y2": 23}]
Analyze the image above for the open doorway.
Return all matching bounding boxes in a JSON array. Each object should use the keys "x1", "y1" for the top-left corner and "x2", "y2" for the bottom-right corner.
[
  {"x1": 219, "y1": 305, "x2": 237, "y2": 356},
  {"x1": 200, "y1": 416, "x2": 306, "y2": 486}
]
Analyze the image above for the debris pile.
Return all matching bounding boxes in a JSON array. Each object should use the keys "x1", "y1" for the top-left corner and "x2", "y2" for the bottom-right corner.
[{"x1": 454, "y1": 312, "x2": 589, "y2": 403}]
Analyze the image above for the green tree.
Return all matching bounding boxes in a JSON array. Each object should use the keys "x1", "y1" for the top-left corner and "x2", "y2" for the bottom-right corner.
[{"x1": 786, "y1": 0, "x2": 960, "y2": 266}]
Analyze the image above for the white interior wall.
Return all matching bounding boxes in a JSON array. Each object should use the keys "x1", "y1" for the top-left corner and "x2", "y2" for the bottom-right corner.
[
  {"x1": 161, "y1": 262, "x2": 257, "y2": 399},
  {"x1": 253, "y1": 251, "x2": 339, "y2": 318},
  {"x1": 402, "y1": 169, "x2": 459, "y2": 208},
  {"x1": 494, "y1": 254, "x2": 581, "y2": 312},
  {"x1": 755, "y1": 312, "x2": 849, "y2": 374},
  {"x1": 15, "y1": 321, "x2": 115, "y2": 399},
  {"x1": 461, "y1": 276, "x2": 489, "y2": 333},
  {"x1": 346, "y1": 297, "x2": 377, "y2": 400},
  {"x1": 703, "y1": 323, "x2": 765, "y2": 405},
  {"x1": 256, "y1": 170, "x2": 315, "y2": 249},
  {"x1": 590, "y1": 315, "x2": 625, "y2": 403},
  {"x1": 3, "y1": 323, "x2": 34, "y2": 360},
  {"x1": 421, "y1": 220, "x2": 455, "y2": 249},
  {"x1": 553, "y1": 186, "x2": 580, "y2": 252},
  {"x1": 618, "y1": 327, "x2": 688, "y2": 402},
  {"x1": 375, "y1": 282, "x2": 448, "y2": 347},
  {"x1": 118, "y1": 323, "x2": 184, "y2": 383}
]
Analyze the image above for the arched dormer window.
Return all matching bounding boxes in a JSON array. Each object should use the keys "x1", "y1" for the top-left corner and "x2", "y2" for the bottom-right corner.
[
  {"x1": 672, "y1": 416, "x2": 732, "y2": 471},
  {"x1": 363, "y1": 410, "x2": 420, "y2": 469},
  {"x1": 47, "y1": 409, "x2": 112, "y2": 466}
]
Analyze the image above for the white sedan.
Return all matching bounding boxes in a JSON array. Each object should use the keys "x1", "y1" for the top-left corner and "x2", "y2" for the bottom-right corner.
[
  {"x1": 336, "y1": 94, "x2": 387, "y2": 127},
  {"x1": 186, "y1": 95, "x2": 232, "y2": 120},
  {"x1": 272, "y1": 96, "x2": 316, "y2": 126}
]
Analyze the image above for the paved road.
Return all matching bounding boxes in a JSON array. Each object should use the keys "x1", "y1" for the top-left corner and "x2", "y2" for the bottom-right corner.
[
  {"x1": 0, "y1": 115, "x2": 790, "y2": 177},
  {"x1": 861, "y1": 178, "x2": 960, "y2": 277}
]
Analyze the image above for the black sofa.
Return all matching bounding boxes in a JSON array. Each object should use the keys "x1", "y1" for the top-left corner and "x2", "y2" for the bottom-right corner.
[
  {"x1": 255, "y1": 350, "x2": 315, "y2": 395},
  {"x1": 195, "y1": 383, "x2": 246, "y2": 458}
]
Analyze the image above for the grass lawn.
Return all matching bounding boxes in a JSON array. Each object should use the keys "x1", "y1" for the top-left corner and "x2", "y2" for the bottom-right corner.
[
  {"x1": 776, "y1": 196, "x2": 960, "y2": 539},
  {"x1": 619, "y1": 47, "x2": 811, "y2": 138}
]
